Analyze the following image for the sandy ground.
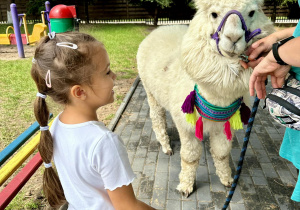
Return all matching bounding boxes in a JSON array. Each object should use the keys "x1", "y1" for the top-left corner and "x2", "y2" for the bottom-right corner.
[{"x1": 0, "y1": 44, "x2": 35, "y2": 60}]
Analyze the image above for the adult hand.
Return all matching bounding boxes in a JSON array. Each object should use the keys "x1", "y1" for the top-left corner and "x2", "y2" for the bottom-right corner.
[
  {"x1": 240, "y1": 57, "x2": 264, "y2": 69},
  {"x1": 240, "y1": 34, "x2": 278, "y2": 69},
  {"x1": 249, "y1": 51, "x2": 291, "y2": 99},
  {"x1": 248, "y1": 35, "x2": 277, "y2": 61}
]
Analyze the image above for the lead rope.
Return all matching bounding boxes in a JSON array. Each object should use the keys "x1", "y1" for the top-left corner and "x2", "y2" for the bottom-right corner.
[
  {"x1": 222, "y1": 95, "x2": 260, "y2": 209},
  {"x1": 209, "y1": 10, "x2": 262, "y2": 209}
]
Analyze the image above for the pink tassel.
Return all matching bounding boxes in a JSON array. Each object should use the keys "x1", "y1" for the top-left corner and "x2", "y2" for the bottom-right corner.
[
  {"x1": 240, "y1": 102, "x2": 251, "y2": 125},
  {"x1": 223, "y1": 121, "x2": 232, "y2": 141},
  {"x1": 181, "y1": 90, "x2": 196, "y2": 114},
  {"x1": 195, "y1": 116, "x2": 204, "y2": 141}
]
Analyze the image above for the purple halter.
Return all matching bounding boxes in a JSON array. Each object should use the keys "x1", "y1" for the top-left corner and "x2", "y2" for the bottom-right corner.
[{"x1": 211, "y1": 10, "x2": 261, "y2": 56}]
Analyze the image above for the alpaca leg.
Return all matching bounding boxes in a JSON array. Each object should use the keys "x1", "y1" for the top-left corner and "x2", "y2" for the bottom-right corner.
[
  {"x1": 209, "y1": 131, "x2": 233, "y2": 187},
  {"x1": 176, "y1": 130, "x2": 202, "y2": 197},
  {"x1": 146, "y1": 90, "x2": 172, "y2": 155}
]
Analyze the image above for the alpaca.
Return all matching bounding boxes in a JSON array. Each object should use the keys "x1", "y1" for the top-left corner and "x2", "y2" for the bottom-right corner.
[{"x1": 137, "y1": 0, "x2": 274, "y2": 197}]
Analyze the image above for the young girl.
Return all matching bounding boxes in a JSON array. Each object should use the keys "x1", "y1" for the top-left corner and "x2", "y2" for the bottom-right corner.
[{"x1": 31, "y1": 32, "x2": 155, "y2": 210}]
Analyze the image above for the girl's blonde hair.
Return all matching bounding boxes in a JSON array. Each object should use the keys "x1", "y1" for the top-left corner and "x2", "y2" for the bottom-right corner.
[{"x1": 31, "y1": 32, "x2": 99, "y2": 207}]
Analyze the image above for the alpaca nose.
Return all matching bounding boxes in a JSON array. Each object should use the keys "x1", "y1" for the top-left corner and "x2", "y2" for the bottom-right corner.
[{"x1": 225, "y1": 35, "x2": 242, "y2": 44}]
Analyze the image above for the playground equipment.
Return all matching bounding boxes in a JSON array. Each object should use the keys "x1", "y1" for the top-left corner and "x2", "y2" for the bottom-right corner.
[
  {"x1": 0, "y1": 27, "x2": 12, "y2": 45},
  {"x1": 0, "y1": 1, "x2": 80, "y2": 58},
  {"x1": 0, "y1": 2, "x2": 50, "y2": 58},
  {"x1": 42, "y1": 1, "x2": 51, "y2": 36},
  {"x1": 0, "y1": 14, "x2": 47, "y2": 46},
  {"x1": 49, "y1": 4, "x2": 80, "y2": 33},
  {"x1": 0, "y1": 114, "x2": 53, "y2": 209}
]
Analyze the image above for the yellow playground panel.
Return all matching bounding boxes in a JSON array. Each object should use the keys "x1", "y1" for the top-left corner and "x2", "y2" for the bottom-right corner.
[
  {"x1": 0, "y1": 26, "x2": 13, "y2": 45},
  {"x1": 0, "y1": 35, "x2": 10, "y2": 45},
  {"x1": 28, "y1": 23, "x2": 47, "y2": 44},
  {"x1": 0, "y1": 14, "x2": 47, "y2": 45}
]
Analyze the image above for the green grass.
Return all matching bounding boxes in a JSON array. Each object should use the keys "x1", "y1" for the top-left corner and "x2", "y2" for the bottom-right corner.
[
  {"x1": 116, "y1": 94, "x2": 125, "y2": 105},
  {"x1": 1, "y1": 23, "x2": 152, "y2": 209},
  {"x1": 105, "y1": 113, "x2": 115, "y2": 121},
  {"x1": 80, "y1": 24, "x2": 152, "y2": 79},
  {"x1": 0, "y1": 23, "x2": 151, "y2": 147},
  {"x1": 6, "y1": 192, "x2": 40, "y2": 210},
  {"x1": 0, "y1": 23, "x2": 150, "y2": 79},
  {"x1": 0, "y1": 23, "x2": 35, "y2": 35},
  {"x1": 0, "y1": 60, "x2": 37, "y2": 145}
]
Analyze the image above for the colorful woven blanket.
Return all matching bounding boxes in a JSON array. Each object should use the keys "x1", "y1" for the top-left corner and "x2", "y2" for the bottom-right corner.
[{"x1": 181, "y1": 85, "x2": 250, "y2": 141}]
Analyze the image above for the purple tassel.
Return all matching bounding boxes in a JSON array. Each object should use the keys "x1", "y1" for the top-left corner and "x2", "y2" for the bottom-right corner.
[
  {"x1": 240, "y1": 102, "x2": 251, "y2": 125},
  {"x1": 181, "y1": 90, "x2": 196, "y2": 114}
]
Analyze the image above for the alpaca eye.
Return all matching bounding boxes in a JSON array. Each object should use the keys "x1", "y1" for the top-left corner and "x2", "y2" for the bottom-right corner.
[
  {"x1": 249, "y1": 10, "x2": 255, "y2": 17},
  {"x1": 211, "y1": 12, "x2": 218, "y2": 19}
]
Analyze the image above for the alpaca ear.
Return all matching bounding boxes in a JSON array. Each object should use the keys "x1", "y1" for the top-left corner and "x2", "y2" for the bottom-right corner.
[
  {"x1": 194, "y1": 0, "x2": 265, "y2": 9},
  {"x1": 255, "y1": 0, "x2": 264, "y2": 6},
  {"x1": 193, "y1": 0, "x2": 211, "y2": 10}
]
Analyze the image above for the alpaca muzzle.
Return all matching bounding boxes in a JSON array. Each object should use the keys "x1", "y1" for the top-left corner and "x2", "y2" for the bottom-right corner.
[{"x1": 211, "y1": 10, "x2": 261, "y2": 56}]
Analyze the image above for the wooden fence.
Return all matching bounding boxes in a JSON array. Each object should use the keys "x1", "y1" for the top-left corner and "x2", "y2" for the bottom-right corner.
[
  {"x1": 0, "y1": 0, "x2": 299, "y2": 23},
  {"x1": 0, "y1": 0, "x2": 152, "y2": 22},
  {"x1": 0, "y1": 0, "x2": 28, "y2": 22}
]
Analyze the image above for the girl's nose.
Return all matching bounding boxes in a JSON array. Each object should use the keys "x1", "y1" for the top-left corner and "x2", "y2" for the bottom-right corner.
[{"x1": 112, "y1": 71, "x2": 116, "y2": 80}]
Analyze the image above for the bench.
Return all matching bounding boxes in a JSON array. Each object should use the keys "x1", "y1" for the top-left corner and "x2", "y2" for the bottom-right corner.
[{"x1": 0, "y1": 114, "x2": 53, "y2": 209}]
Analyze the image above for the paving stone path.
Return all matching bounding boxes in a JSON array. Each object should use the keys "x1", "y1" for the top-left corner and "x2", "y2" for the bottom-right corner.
[{"x1": 113, "y1": 79, "x2": 300, "y2": 210}]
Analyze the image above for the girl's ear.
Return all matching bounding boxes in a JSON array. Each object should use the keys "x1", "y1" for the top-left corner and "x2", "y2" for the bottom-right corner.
[{"x1": 70, "y1": 85, "x2": 87, "y2": 100}]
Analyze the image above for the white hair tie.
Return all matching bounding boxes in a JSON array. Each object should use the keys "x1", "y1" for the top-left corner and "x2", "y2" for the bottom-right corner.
[
  {"x1": 40, "y1": 126, "x2": 49, "y2": 131},
  {"x1": 48, "y1": 31, "x2": 56, "y2": 39},
  {"x1": 32, "y1": 58, "x2": 36, "y2": 64},
  {"x1": 36, "y1": 92, "x2": 47, "y2": 99},
  {"x1": 56, "y1": 42, "x2": 78, "y2": 49},
  {"x1": 44, "y1": 162, "x2": 52, "y2": 168}
]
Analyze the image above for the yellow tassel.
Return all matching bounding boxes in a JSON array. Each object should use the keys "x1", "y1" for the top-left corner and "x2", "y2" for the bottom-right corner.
[
  {"x1": 186, "y1": 108, "x2": 197, "y2": 126},
  {"x1": 229, "y1": 110, "x2": 243, "y2": 130}
]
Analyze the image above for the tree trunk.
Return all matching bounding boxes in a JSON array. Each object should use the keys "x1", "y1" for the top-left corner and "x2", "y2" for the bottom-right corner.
[
  {"x1": 288, "y1": 2, "x2": 300, "y2": 19},
  {"x1": 153, "y1": 6, "x2": 158, "y2": 26},
  {"x1": 126, "y1": 0, "x2": 129, "y2": 19},
  {"x1": 271, "y1": 1, "x2": 276, "y2": 23},
  {"x1": 84, "y1": 0, "x2": 89, "y2": 24}
]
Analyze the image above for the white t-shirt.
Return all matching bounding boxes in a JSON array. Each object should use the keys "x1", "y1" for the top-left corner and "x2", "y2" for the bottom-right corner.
[{"x1": 50, "y1": 116, "x2": 136, "y2": 210}]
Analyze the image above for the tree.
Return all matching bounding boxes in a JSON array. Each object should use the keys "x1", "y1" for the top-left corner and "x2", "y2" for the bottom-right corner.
[
  {"x1": 130, "y1": 0, "x2": 173, "y2": 25},
  {"x1": 26, "y1": 0, "x2": 95, "y2": 24},
  {"x1": 168, "y1": 0, "x2": 195, "y2": 20},
  {"x1": 26, "y1": 0, "x2": 60, "y2": 19},
  {"x1": 281, "y1": 0, "x2": 298, "y2": 4}
]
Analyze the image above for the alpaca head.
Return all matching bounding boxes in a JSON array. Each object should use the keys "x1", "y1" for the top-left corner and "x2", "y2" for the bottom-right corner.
[
  {"x1": 181, "y1": 0, "x2": 274, "y2": 89},
  {"x1": 192, "y1": 0, "x2": 273, "y2": 58}
]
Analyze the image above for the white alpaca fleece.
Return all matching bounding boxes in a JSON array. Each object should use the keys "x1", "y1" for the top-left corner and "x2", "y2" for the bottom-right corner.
[
  {"x1": 137, "y1": 0, "x2": 274, "y2": 196},
  {"x1": 182, "y1": 1, "x2": 274, "y2": 106},
  {"x1": 194, "y1": 0, "x2": 264, "y2": 10}
]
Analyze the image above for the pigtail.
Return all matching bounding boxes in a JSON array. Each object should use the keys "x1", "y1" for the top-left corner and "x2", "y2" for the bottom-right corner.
[
  {"x1": 32, "y1": 63, "x2": 66, "y2": 208},
  {"x1": 34, "y1": 97, "x2": 65, "y2": 207}
]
